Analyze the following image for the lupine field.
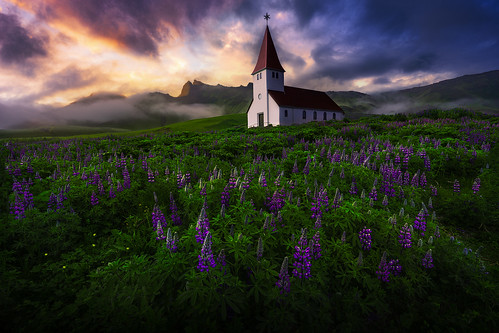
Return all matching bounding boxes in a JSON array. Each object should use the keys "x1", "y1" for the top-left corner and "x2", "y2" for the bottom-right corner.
[{"x1": 1, "y1": 109, "x2": 498, "y2": 332}]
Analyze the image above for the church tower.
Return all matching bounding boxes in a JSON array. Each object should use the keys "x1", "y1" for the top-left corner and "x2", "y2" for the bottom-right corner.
[{"x1": 250, "y1": 22, "x2": 285, "y2": 126}]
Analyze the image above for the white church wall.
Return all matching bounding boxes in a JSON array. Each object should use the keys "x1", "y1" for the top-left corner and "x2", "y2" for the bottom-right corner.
[
  {"x1": 268, "y1": 97, "x2": 281, "y2": 126},
  {"x1": 278, "y1": 108, "x2": 343, "y2": 126}
]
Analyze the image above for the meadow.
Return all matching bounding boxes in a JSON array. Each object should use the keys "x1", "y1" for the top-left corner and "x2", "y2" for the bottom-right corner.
[{"x1": 1, "y1": 109, "x2": 498, "y2": 332}]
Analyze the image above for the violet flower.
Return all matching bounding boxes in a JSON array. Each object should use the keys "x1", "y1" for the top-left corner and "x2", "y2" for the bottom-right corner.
[{"x1": 197, "y1": 232, "x2": 216, "y2": 272}]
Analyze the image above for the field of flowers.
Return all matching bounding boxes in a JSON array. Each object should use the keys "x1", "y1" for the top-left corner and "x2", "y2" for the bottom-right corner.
[{"x1": 1, "y1": 109, "x2": 498, "y2": 332}]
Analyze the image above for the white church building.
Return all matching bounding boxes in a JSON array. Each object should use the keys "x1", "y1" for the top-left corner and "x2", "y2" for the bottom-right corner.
[{"x1": 247, "y1": 24, "x2": 344, "y2": 128}]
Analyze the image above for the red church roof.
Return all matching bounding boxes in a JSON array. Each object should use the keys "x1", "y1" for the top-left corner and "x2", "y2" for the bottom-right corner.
[
  {"x1": 251, "y1": 26, "x2": 285, "y2": 75},
  {"x1": 268, "y1": 86, "x2": 343, "y2": 112}
]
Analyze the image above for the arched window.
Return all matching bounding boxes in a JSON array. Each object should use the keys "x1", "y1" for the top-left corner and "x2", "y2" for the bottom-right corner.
[
  {"x1": 302, "y1": 110, "x2": 306, "y2": 119},
  {"x1": 323, "y1": 112, "x2": 327, "y2": 120},
  {"x1": 313, "y1": 111, "x2": 317, "y2": 120},
  {"x1": 333, "y1": 113, "x2": 336, "y2": 120},
  {"x1": 284, "y1": 109, "x2": 288, "y2": 117}
]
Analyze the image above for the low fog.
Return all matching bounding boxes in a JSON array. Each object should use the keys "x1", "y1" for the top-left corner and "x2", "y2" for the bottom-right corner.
[
  {"x1": 0, "y1": 93, "x2": 224, "y2": 130},
  {"x1": 367, "y1": 98, "x2": 498, "y2": 116}
]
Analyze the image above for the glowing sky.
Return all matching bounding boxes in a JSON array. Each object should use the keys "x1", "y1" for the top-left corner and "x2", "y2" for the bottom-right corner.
[{"x1": 0, "y1": 0, "x2": 498, "y2": 108}]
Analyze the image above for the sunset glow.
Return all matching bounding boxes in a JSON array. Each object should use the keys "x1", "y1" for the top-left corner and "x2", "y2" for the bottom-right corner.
[{"x1": 0, "y1": 0, "x2": 497, "y2": 110}]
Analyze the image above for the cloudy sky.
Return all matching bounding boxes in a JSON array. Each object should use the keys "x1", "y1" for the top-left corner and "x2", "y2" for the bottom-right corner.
[{"x1": 0, "y1": 0, "x2": 498, "y2": 108}]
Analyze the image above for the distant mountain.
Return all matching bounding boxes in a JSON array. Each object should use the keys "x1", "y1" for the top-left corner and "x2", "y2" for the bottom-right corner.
[
  {"x1": 44, "y1": 70, "x2": 497, "y2": 130},
  {"x1": 384, "y1": 70, "x2": 499, "y2": 102},
  {"x1": 69, "y1": 92, "x2": 126, "y2": 105},
  {"x1": 326, "y1": 70, "x2": 499, "y2": 117}
]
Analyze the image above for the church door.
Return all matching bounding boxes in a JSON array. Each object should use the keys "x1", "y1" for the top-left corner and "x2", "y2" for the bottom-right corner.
[{"x1": 258, "y1": 113, "x2": 264, "y2": 127}]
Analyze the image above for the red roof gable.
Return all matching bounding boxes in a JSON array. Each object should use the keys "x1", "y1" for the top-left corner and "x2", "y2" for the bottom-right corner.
[
  {"x1": 251, "y1": 26, "x2": 285, "y2": 75},
  {"x1": 268, "y1": 86, "x2": 343, "y2": 112}
]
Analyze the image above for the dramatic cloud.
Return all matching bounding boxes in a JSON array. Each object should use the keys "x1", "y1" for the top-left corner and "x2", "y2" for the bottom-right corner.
[
  {"x1": 0, "y1": 12, "x2": 48, "y2": 72},
  {"x1": 13, "y1": 0, "x2": 234, "y2": 56},
  {"x1": 0, "y1": 0, "x2": 498, "y2": 111}
]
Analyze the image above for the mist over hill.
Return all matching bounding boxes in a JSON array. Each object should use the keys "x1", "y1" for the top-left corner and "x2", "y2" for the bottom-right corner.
[{"x1": 1, "y1": 70, "x2": 498, "y2": 130}]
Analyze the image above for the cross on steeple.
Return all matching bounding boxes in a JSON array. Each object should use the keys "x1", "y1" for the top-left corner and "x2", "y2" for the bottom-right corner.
[{"x1": 264, "y1": 12, "x2": 270, "y2": 25}]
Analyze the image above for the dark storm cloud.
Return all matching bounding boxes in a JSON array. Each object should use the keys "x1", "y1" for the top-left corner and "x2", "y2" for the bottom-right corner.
[
  {"x1": 302, "y1": 0, "x2": 499, "y2": 84},
  {"x1": 0, "y1": 12, "x2": 48, "y2": 67},
  {"x1": 29, "y1": 0, "x2": 234, "y2": 56}
]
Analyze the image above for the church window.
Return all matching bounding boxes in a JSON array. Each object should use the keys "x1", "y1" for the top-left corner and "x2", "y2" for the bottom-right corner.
[
  {"x1": 276, "y1": 72, "x2": 279, "y2": 79},
  {"x1": 313, "y1": 111, "x2": 317, "y2": 120},
  {"x1": 272, "y1": 72, "x2": 275, "y2": 78},
  {"x1": 333, "y1": 113, "x2": 336, "y2": 120},
  {"x1": 302, "y1": 110, "x2": 306, "y2": 119},
  {"x1": 323, "y1": 112, "x2": 327, "y2": 120},
  {"x1": 284, "y1": 109, "x2": 288, "y2": 117}
]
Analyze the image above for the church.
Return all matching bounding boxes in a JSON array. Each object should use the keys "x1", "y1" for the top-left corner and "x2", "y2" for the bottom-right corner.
[{"x1": 247, "y1": 18, "x2": 344, "y2": 128}]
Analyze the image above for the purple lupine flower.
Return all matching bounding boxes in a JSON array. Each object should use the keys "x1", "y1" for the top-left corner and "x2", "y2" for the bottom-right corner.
[
  {"x1": 259, "y1": 172, "x2": 267, "y2": 187},
  {"x1": 453, "y1": 179, "x2": 460, "y2": 194},
  {"x1": 165, "y1": 228, "x2": 177, "y2": 252},
  {"x1": 369, "y1": 186, "x2": 377, "y2": 201},
  {"x1": 413, "y1": 209, "x2": 426, "y2": 237},
  {"x1": 256, "y1": 237, "x2": 264, "y2": 261},
  {"x1": 420, "y1": 172, "x2": 427, "y2": 188},
  {"x1": 154, "y1": 217, "x2": 166, "y2": 240},
  {"x1": 216, "y1": 249, "x2": 226, "y2": 273},
  {"x1": 152, "y1": 205, "x2": 167, "y2": 238},
  {"x1": 122, "y1": 167, "x2": 131, "y2": 189},
  {"x1": 422, "y1": 249, "x2": 434, "y2": 269},
  {"x1": 430, "y1": 184, "x2": 438, "y2": 196},
  {"x1": 314, "y1": 216, "x2": 321, "y2": 229},
  {"x1": 170, "y1": 192, "x2": 181, "y2": 226},
  {"x1": 197, "y1": 232, "x2": 216, "y2": 272},
  {"x1": 200, "y1": 184, "x2": 207, "y2": 196},
  {"x1": 221, "y1": 184, "x2": 230, "y2": 207},
  {"x1": 116, "y1": 180, "x2": 123, "y2": 192},
  {"x1": 195, "y1": 207, "x2": 210, "y2": 243},
  {"x1": 399, "y1": 223, "x2": 412, "y2": 248},
  {"x1": 10, "y1": 191, "x2": 25, "y2": 219},
  {"x1": 276, "y1": 257, "x2": 290, "y2": 294},
  {"x1": 90, "y1": 191, "x2": 99, "y2": 206},
  {"x1": 312, "y1": 231, "x2": 321, "y2": 260},
  {"x1": 359, "y1": 227, "x2": 372, "y2": 251},
  {"x1": 349, "y1": 176, "x2": 358, "y2": 195},
  {"x1": 382, "y1": 195, "x2": 389, "y2": 207},
  {"x1": 47, "y1": 193, "x2": 58, "y2": 211},
  {"x1": 388, "y1": 259, "x2": 402, "y2": 277},
  {"x1": 332, "y1": 188, "x2": 341, "y2": 209},
  {"x1": 267, "y1": 189, "x2": 285, "y2": 215},
  {"x1": 302, "y1": 161, "x2": 310, "y2": 175},
  {"x1": 341, "y1": 231, "x2": 346, "y2": 243},
  {"x1": 109, "y1": 185, "x2": 116, "y2": 199},
  {"x1": 292, "y1": 229, "x2": 312, "y2": 279},
  {"x1": 292, "y1": 160, "x2": 299, "y2": 173},
  {"x1": 472, "y1": 178, "x2": 480, "y2": 194},
  {"x1": 376, "y1": 252, "x2": 390, "y2": 282},
  {"x1": 147, "y1": 168, "x2": 155, "y2": 182},
  {"x1": 434, "y1": 225, "x2": 441, "y2": 238},
  {"x1": 411, "y1": 172, "x2": 419, "y2": 188}
]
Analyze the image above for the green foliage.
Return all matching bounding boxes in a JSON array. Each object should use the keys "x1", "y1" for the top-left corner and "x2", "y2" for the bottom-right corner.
[{"x1": 1, "y1": 109, "x2": 498, "y2": 332}]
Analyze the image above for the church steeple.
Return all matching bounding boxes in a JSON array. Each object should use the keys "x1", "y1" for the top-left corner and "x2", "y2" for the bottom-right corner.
[{"x1": 251, "y1": 26, "x2": 285, "y2": 75}]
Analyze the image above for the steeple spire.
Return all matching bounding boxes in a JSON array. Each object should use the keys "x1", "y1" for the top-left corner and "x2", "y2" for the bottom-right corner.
[{"x1": 251, "y1": 24, "x2": 285, "y2": 75}]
